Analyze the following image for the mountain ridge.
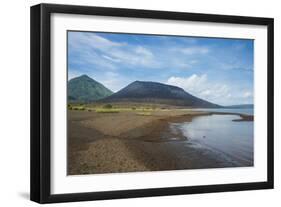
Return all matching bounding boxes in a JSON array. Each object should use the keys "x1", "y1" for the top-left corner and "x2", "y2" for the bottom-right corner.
[
  {"x1": 224, "y1": 104, "x2": 253, "y2": 109},
  {"x1": 99, "y1": 80, "x2": 221, "y2": 108},
  {"x1": 68, "y1": 75, "x2": 113, "y2": 103}
]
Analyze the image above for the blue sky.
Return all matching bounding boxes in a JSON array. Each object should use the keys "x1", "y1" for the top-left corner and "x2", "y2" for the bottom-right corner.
[{"x1": 68, "y1": 31, "x2": 254, "y2": 106}]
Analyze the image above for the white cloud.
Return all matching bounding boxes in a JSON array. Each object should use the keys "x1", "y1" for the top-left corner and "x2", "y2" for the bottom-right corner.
[
  {"x1": 69, "y1": 32, "x2": 211, "y2": 73},
  {"x1": 167, "y1": 74, "x2": 208, "y2": 93},
  {"x1": 242, "y1": 91, "x2": 253, "y2": 98},
  {"x1": 179, "y1": 46, "x2": 209, "y2": 55},
  {"x1": 166, "y1": 74, "x2": 253, "y2": 105},
  {"x1": 100, "y1": 72, "x2": 132, "y2": 92},
  {"x1": 135, "y1": 46, "x2": 154, "y2": 57},
  {"x1": 69, "y1": 32, "x2": 124, "y2": 51},
  {"x1": 167, "y1": 74, "x2": 232, "y2": 105},
  {"x1": 109, "y1": 46, "x2": 159, "y2": 68},
  {"x1": 69, "y1": 32, "x2": 160, "y2": 69},
  {"x1": 102, "y1": 55, "x2": 121, "y2": 63}
]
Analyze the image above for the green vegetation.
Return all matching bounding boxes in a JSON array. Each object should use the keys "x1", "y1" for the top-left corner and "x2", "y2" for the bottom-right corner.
[
  {"x1": 95, "y1": 108, "x2": 120, "y2": 113},
  {"x1": 67, "y1": 102, "x2": 172, "y2": 114},
  {"x1": 68, "y1": 75, "x2": 113, "y2": 103},
  {"x1": 76, "y1": 107, "x2": 85, "y2": 110},
  {"x1": 103, "y1": 104, "x2": 113, "y2": 109},
  {"x1": 67, "y1": 104, "x2": 73, "y2": 110},
  {"x1": 68, "y1": 105, "x2": 85, "y2": 111}
]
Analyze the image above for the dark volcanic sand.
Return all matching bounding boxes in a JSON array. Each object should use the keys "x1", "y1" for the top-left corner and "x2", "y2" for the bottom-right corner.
[{"x1": 67, "y1": 110, "x2": 252, "y2": 175}]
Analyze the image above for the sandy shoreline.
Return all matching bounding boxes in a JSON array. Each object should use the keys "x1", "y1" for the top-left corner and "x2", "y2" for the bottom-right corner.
[{"x1": 67, "y1": 109, "x2": 253, "y2": 175}]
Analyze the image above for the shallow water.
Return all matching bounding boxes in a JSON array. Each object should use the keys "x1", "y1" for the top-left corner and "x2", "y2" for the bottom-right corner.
[
  {"x1": 171, "y1": 114, "x2": 254, "y2": 166},
  {"x1": 193, "y1": 108, "x2": 254, "y2": 115}
]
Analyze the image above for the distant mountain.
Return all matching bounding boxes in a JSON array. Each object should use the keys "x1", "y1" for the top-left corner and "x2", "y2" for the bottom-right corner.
[
  {"x1": 68, "y1": 75, "x2": 113, "y2": 103},
  {"x1": 224, "y1": 104, "x2": 254, "y2": 109},
  {"x1": 100, "y1": 81, "x2": 221, "y2": 108}
]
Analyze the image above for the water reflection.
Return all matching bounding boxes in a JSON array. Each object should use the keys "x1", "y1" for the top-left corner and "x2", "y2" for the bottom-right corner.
[{"x1": 172, "y1": 114, "x2": 254, "y2": 166}]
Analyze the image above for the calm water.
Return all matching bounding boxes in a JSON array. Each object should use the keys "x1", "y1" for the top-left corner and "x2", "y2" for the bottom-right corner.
[
  {"x1": 194, "y1": 108, "x2": 254, "y2": 115},
  {"x1": 171, "y1": 114, "x2": 254, "y2": 166}
]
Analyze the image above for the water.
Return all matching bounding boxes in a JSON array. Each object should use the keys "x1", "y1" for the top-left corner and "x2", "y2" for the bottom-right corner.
[
  {"x1": 172, "y1": 114, "x2": 254, "y2": 166},
  {"x1": 193, "y1": 108, "x2": 254, "y2": 115}
]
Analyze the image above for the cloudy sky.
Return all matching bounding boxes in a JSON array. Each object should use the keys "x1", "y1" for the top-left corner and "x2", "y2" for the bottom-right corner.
[{"x1": 68, "y1": 31, "x2": 254, "y2": 106}]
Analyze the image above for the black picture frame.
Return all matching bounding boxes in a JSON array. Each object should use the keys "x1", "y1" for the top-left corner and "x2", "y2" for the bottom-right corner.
[{"x1": 30, "y1": 3, "x2": 274, "y2": 204}]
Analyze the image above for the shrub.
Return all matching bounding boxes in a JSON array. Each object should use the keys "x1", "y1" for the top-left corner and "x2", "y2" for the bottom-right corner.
[
  {"x1": 72, "y1": 106, "x2": 85, "y2": 110},
  {"x1": 103, "y1": 104, "x2": 113, "y2": 109}
]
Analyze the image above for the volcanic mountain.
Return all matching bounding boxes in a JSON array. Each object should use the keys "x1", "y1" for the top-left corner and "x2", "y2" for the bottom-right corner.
[
  {"x1": 100, "y1": 81, "x2": 221, "y2": 108},
  {"x1": 68, "y1": 75, "x2": 113, "y2": 103}
]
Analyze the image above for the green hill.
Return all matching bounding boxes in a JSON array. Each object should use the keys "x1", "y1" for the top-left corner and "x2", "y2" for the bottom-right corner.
[{"x1": 68, "y1": 75, "x2": 113, "y2": 103}]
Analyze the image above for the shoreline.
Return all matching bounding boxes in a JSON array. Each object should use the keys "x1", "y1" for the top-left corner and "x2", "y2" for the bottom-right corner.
[{"x1": 67, "y1": 109, "x2": 253, "y2": 175}]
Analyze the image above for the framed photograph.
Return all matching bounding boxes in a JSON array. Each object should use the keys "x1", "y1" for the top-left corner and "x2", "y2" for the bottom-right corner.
[{"x1": 30, "y1": 3, "x2": 274, "y2": 203}]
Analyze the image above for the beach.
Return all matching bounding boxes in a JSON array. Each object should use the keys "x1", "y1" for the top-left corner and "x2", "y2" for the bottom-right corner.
[{"x1": 67, "y1": 109, "x2": 253, "y2": 175}]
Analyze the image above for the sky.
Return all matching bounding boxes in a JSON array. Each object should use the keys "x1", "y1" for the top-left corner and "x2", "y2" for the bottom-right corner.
[{"x1": 68, "y1": 31, "x2": 254, "y2": 106}]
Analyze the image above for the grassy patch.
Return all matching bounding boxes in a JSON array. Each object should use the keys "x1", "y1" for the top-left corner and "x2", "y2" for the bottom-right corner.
[
  {"x1": 103, "y1": 104, "x2": 113, "y2": 109},
  {"x1": 136, "y1": 112, "x2": 151, "y2": 116},
  {"x1": 71, "y1": 106, "x2": 85, "y2": 110},
  {"x1": 68, "y1": 103, "x2": 170, "y2": 113},
  {"x1": 95, "y1": 108, "x2": 120, "y2": 113}
]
